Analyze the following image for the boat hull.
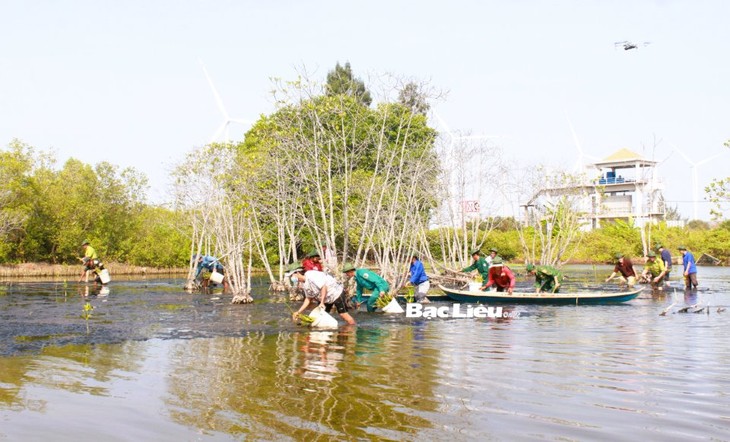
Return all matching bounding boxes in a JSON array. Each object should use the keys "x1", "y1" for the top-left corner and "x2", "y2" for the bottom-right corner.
[
  {"x1": 437, "y1": 284, "x2": 642, "y2": 305},
  {"x1": 360, "y1": 292, "x2": 451, "y2": 302}
]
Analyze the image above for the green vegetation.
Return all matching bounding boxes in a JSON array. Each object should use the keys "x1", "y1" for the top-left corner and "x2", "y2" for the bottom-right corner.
[
  {"x1": 706, "y1": 140, "x2": 730, "y2": 219},
  {"x1": 0, "y1": 140, "x2": 190, "y2": 267},
  {"x1": 2, "y1": 68, "x2": 727, "y2": 274}
]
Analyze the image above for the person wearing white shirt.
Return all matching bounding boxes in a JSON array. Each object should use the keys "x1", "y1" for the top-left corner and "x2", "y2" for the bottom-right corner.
[{"x1": 291, "y1": 268, "x2": 355, "y2": 325}]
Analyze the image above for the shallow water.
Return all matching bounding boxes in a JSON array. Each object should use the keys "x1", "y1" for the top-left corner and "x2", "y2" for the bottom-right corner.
[{"x1": 1, "y1": 266, "x2": 729, "y2": 440}]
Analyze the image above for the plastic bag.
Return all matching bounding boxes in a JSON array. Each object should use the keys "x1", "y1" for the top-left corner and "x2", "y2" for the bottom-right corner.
[
  {"x1": 309, "y1": 305, "x2": 339, "y2": 329},
  {"x1": 381, "y1": 297, "x2": 404, "y2": 313}
]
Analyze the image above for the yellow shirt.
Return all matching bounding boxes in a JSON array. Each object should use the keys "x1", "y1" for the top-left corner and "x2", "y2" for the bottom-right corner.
[
  {"x1": 643, "y1": 258, "x2": 666, "y2": 277},
  {"x1": 84, "y1": 245, "x2": 98, "y2": 260}
]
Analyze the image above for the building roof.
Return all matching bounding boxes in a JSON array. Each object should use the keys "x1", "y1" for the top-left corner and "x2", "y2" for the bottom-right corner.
[{"x1": 590, "y1": 148, "x2": 657, "y2": 169}]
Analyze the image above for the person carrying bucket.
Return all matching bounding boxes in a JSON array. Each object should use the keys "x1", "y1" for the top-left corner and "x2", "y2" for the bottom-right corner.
[
  {"x1": 79, "y1": 239, "x2": 110, "y2": 285},
  {"x1": 291, "y1": 266, "x2": 356, "y2": 325},
  {"x1": 194, "y1": 254, "x2": 229, "y2": 292}
]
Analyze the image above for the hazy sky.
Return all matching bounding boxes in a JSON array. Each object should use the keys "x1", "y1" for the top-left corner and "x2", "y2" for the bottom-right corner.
[{"x1": 1, "y1": 0, "x2": 728, "y2": 219}]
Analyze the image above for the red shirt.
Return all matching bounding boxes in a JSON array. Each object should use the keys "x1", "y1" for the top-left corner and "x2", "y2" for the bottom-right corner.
[
  {"x1": 485, "y1": 266, "x2": 515, "y2": 289},
  {"x1": 302, "y1": 258, "x2": 323, "y2": 272},
  {"x1": 613, "y1": 258, "x2": 635, "y2": 277}
]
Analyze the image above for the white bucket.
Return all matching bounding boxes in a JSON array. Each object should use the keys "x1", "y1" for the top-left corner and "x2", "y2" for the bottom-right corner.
[
  {"x1": 381, "y1": 297, "x2": 404, "y2": 313},
  {"x1": 309, "y1": 305, "x2": 338, "y2": 329},
  {"x1": 210, "y1": 271, "x2": 224, "y2": 284},
  {"x1": 99, "y1": 269, "x2": 111, "y2": 284},
  {"x1": 468, "y1": 282, "x2": 482, "y2": 292}
]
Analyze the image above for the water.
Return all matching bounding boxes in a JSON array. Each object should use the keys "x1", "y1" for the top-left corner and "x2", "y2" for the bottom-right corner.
[{"x1": 1, "y1": 267, "x2": 729, "y2": 440}]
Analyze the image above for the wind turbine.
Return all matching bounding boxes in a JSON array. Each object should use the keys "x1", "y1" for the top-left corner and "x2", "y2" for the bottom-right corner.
[
  {"x1": 565, "y1": 111, "x2": 598, "y2": 173},
  {"x1": 199, "y1": 59, "x2": 252, "y2": 144},
  {"x1": 432, "y1": 110, "x2": 502, "y2": 150},
  {"x1": 671, "y1": 144, "x2": 727, "y2": 220},
  {"x1": 431, "y1": 109, "x2": 506, "y2": 222}
]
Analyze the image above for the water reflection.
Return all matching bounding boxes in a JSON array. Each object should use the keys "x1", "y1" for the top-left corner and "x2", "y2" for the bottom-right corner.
[
  {"x1": 294, "y1": 330, "x2": 345, "y2": 381},
  {"x1": 161, "y1": 329, "x2": 439, "y2": 439},
  {"x1": 0, "y1": 341, "x2": 146, "y2": 410},
  {"x1": 1, "y1": 268, "x2": 730, "y2": 439}
]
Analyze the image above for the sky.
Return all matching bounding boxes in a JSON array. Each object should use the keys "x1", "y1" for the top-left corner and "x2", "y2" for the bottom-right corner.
[{"x1": 1, "y1": 0, "x2": 728, "y2": 219}]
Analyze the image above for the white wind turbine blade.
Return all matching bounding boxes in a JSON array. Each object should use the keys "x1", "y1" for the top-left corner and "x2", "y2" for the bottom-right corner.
[
  {"x1": 459, "y1": 134, "x2": 503, "y2": 140},
  {"x1": 671, "y1": 144, "x2": 705, "y2": 219},
  {"x1": 432, "y1": 110, "x2": 453, "y2": 136},
  {"x1": 695, "y1": 152, "x2": 725, "y2": 167},
  {"x1": 671, "y1": 144, "x2": 696, "y2": 167},
  {"x1": 566, "y1": 113, "x2": 582, "y2": 151},
  {"x1": 199, "y1": 59, "x2": 230, "y2": 121},
  {"x1": 229, "y1": 117, "x2": 253, "y2": 125},
  {"x1": 565, "y1": 112, "x2": 589, "y2": 172},
  {"x1": 210, "y1": 121, "x2": 228, "y2": 145}
]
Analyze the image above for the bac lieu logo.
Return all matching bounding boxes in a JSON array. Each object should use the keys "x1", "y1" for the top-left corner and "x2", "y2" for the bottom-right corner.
[{"x1": 405, "y1": 303, "x2": 520, "y2": 319}]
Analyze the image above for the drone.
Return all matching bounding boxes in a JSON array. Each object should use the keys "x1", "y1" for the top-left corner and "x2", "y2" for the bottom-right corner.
[{"x1": 615, "y1": 41, "x2": 651, "y2": 51}]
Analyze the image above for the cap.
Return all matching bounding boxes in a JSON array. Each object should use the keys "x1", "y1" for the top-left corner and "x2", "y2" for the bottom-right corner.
[
  {"x1": 489, "y1": 247, "x2": 498, "y2": 253},
  {"x1": 469, "y1": 248, "x2": 481, "y2": 256},
  {"x1": 678, "y1": 245, "x2": 687, "y2": 250},
  {"x1": 647, "y1": 251, "x2": 656, "y2": 258},
  {"x1": 306, "y1": 250, "x2": 320, "y2": 258},
  {"x1": 615, "y1": 253, "x2": 624, "y2": 259},
  {"x1": 655, "y1": 243, "x2": 663, "y2": 249},
  {"x1": 285, "y1": 263, "x2": 303, "y2": 275},
  {"x1": 526, "y1": 263, "x2": 535, "y2": 272},
  {"x1": 81, "y1": 239, "x2": 90, "y2": 246},
  {"x1": 342, "y1": 262, "x2": 356, "y2": 273},
  {"x1": 491, "y1": 257, "x2": 503, "y2": 265}
]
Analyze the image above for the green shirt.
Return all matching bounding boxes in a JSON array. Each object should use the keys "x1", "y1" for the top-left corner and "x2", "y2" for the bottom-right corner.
[
  {"x1": 534, "y1": 265, "x2": 563, "y2": 293},
  {"x1": 354, "y1": 269, "x2": 390, "y2": 303},
  {"x1": 462, "y1": 257, "x2": 490, "y2": 281}
]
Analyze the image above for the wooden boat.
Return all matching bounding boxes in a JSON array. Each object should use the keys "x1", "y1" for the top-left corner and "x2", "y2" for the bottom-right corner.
[
  {"x1": 360, "y1": 291, "x2": 451, "y2": 302},
  {"x1": 437, "y1": 284, "x2": 642, "y2": 305}
]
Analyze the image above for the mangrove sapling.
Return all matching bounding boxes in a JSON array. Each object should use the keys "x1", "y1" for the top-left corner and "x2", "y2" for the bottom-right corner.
[
  {"x1": 403, "y1": 286, "x2": 415, "y2": 303},
  {"x1": 375, "y1": 292, "x2": 393, "y2": 309},
  {"x1": 284, "y1": 299, "x2": 315, "y2": 326},
  {"x1": 82, "y1": 301, "x2": 93, "y2": 333}
]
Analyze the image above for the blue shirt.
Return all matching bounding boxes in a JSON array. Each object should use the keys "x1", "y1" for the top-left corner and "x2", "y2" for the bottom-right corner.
[
  {"x1": 195, "y1": 255, "x2": 223, "y2": 278},
  {"x1": 682, "y1": 251, "x2": 697, "y2": 274},
  {"x1": 660, "y1": 249, "x2": 672, "y2": 270},
  {"x1": 409, "y1": 259, "x2": 429, "y2": 285}
]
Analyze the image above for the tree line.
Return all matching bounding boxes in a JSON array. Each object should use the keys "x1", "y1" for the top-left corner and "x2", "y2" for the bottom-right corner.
[
  {"x1": 0, "y1": 140, "x2": 189, "y2": 267},
  {"x1": 3, "y1": 63, "x2": 729, "y2": 282}
]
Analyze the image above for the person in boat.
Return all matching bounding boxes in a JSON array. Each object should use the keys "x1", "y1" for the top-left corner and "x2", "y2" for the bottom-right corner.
[
  {"x1": 343, "y1": 263, "x2": 390, "y2": 312},
  {"x1": 640, "y1": 251, "x2": 667, "y2": 290},
  {"x1": 194, "y1": 254, "x2": 229, "y2": 291},
  {"x1": 655, "y1": 243, "x2": 672, "y2": 286},
  {"x1": 302, "y1": 249, "x2": 324, "y2": 272},
  {"x1": 486, "y1": 247, "x2": 499, "y2": 266},
  {"x1": 678, "y1": 245, "x2": 698, "y2": 289},
  {"x1": 526, "y1": 263, "x2": 563, "y2": 293},
  {"x1": 480, "y1": 257, "x2": 515, "y2": 294},
  {"x1": 462, "y1": 249, "x2": 490, "y2": 285},
  {"x1": 605, "y1": 253, "x2": 636, "y2": 287},
  {"x1": 407, "y1": 254, "x2": 430, "y2": 303},
  {"x1": 291, "y1": 267, "x2": 356, "y2": 325},
  {"x1": 79, "y1": 239, "x2": 106, "y2": 284}
]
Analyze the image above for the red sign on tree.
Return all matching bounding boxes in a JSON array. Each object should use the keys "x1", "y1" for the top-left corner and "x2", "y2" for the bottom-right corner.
[{"x1": 462, "y1": 200, "x2": 480, "y2": 213}]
